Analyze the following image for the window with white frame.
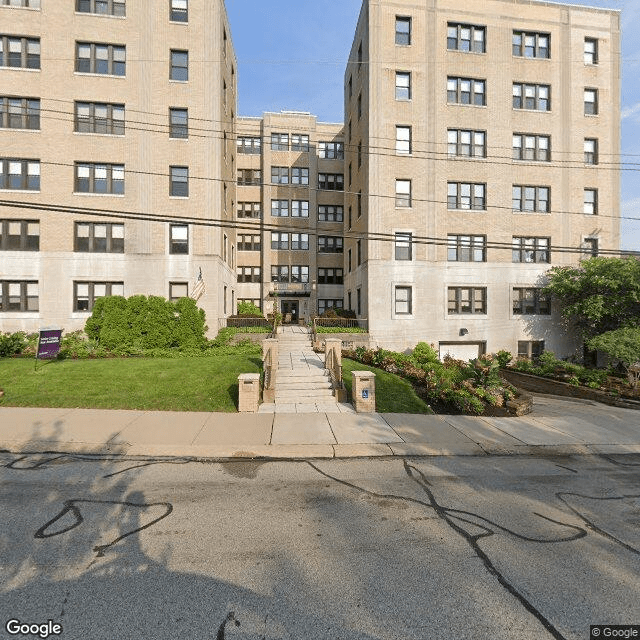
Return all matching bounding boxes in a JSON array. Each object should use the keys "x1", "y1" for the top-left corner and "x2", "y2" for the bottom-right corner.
[
  {"x1": 447, "y1": 77, "x2": 486, "y2": 106},
  {"x1": 395, "y1": 232, "x2": 412, "y2": 260},
  {"x1": 76, "y1": 42, "x2": 125, "y2": 75},
  {"x1": 75, "y1": 101, "x2": 124, "y2": 135},
  {"x1": 74, "y1": 222, "x2": 124, "y2": 252},
  {"x1": 237, "y1": 137, "x2": 261, "y2": 154},
  {"x1": 584, "y1": 188, "x2": 597, "y2": 215},
  {"x1": 512, "y1": 83, "x2": 550, "y2": 111},
  {"x1": 169, "y1": 108, "x2": 188, "y2": 138},
  {"x1": 584, "y1": 138, "x2": 598, "y2": 165},
  {"x1": 318, "y1": 142, "x2": 343, "y2": 159},
  {"x1": 169, "y1": 166, "x2": 188, "y2": 196},
  {"x1": 76, "y1": 0, "x2": 125, "y2": 16},
  {"x1": 395, "y1": 16, "x2": 411, "y2": 45},
  {"x1": 512, "y1": 31, "x2": 550, "y2": 58},
  {"x1": 271, "y1": 166, "x2": 289, "y2": 184},
  {"x1": 291, "y1": 167, "x2": 309, "y2": 185},
  {"x1": 74, "y1": 281, "x2": 124, "y2": 312},
  {"x1": 271, "y1": 133, "x2": 289, "y2": 151},
  {"x1": 447, "y1": 23, "x2": 485, "y2": 53},
  {"x1": 169, "y1": 0, "x2": 187, "y2": 22},
  {"x1": 447, "y1": 182, "x2": 485, "y2": 210},
  {"x1": 291, "y1": 233, "x2": 309, "y2": 250},
  {"x1": 237, "y1": 202, "x2": 261, "y2": 218},
  {"x1": 2, "y1": 0, "x2": 40, "y2": 7},
  {"x1": 512, "y1": 288, "x2": 551, "y2": 315},
  {"x1": 447, "y1": 235, "x2": 486, "y2": 262},
  {"x1": 291, "y1": 200, "x2": 309, "y2": 217},
  {"x1": 512, "y1": 237, "x2": 549, "y2": 263},
  {"x1": 291, "y1": 134, "x2": 309, "y2": 151},
  {"x1": 271, "y1": 232, "x2": 289, "y2": 250},
  {"x1": 0, "y1": 219, "x2": 39, "y2": 251},
  {"x1": 395, "y1": 286, "x2": 412, "y2": 315},
  {"x1": 0, "y1": 280, "x2": 38, "y2": 311},
  {"x1": 396, "y1": 126, "x2": 411, "y2": 154},
  {"x1": 0, "y1": 158, "x2": 39, "y2": 190},
  {"x1": 271, "y1": 200, "x2": 289, "y2": 217},
  {"x1": 169, "y1": 223, "x2": 188, "y2": 254},
  {"x1": 170, "y1": 49, "x2": 188, "y2": 81},
  {"x1": 584, "y1": 88, "x2": 598, "y2": 115},
  {"x1": 318, "y1": 205, "x2": 343, "y2": 222},
  {"x1": 395, "y1": 71, "x2": 411, "y2": 100},
  {"x1": 512, "y1": 185, "x2": 549, "y2": 213},
  {"x1": 584, "y1": 38, "x2": 598, "y2": 65},
  {"x1": 0, "y1": 97, "x2": 39, "y2": 130},
  {"x1": 395, "y1": 179, "x2": 412, "y2": 207},
  {"x1": 512, "y1": 134, "x2": 550, "y2": 161},
  {"x1": 448, "y1": 287, "x2": 486, "y2": 314},
  {"x1": 447, "y1": 130, "x2": 485, "y2": 158},
  {"x1": 0, "y1": 35, "x2": 40, "y2": 69}
]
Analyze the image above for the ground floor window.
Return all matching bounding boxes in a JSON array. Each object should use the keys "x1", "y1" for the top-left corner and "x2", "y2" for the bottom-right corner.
[
  {"x1": 0, "y1": 280, "x2": 38, "y2": 311},
  {"x1": 517, "y1": 340, "x2": 544, "y2": 361},
  {"x1": 74, "y1": 281, "x2": 124, "y2": 311},
  {"x1": 318, "y1": 299, "x2": 343, "y2": 315},
  {"x1": 169, "y1": 282, "x2": 188, "y2": 302}
]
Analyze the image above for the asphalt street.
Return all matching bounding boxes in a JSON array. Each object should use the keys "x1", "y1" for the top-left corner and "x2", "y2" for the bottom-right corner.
[{"x1": 0, "y1": 451, "x2": 639, "y2": 639}]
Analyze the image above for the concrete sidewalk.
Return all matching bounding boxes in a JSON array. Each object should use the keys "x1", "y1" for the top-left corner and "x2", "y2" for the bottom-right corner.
[{"x1": 0, "y1": 395, "x2": 639, "y2": 459}]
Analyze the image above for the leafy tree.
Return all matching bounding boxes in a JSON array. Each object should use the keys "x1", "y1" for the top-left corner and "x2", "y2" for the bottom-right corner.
[
  {"x1": 587, "y1": 328, "x2": 640, "y2": 386},
  {"x1": 544, "y1": 257, "x2": 640, "y2": 339}
]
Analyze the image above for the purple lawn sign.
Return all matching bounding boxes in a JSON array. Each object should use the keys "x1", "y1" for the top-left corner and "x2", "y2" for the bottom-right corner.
[{"x1": 37, "y1": 329, "x2": 62, "y2": 360}]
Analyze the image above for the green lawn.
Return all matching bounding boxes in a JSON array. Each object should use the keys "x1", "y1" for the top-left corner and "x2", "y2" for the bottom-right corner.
[
  {"x1": 342, "y1": 358, "x2": 432, "y2": 414},
  {"x1": 0, "y1": 355, "x2": 261, "y2": 412}
]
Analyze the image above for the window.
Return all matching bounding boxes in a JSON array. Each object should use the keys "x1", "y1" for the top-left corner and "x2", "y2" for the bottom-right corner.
[
  {"x1": 357, "y1": 93, "x2": 362, "y2": 119},
  {"x1": 291, "y1": 233, "x2": 309, "y2": 250},
  {"x1": 318, "y1": 236, "x2": 343, "y2": 253},
  {"x1": 357, "y1": 42, "x2": 362, "y2": 70},
  {"x1": 318, "y1": 142, "x2": 344, "y2": 159},
  {"x1": 271, "y1": 133, "x2": 288, "y2": 151},
  {"x1": 318, "y1": 205, "x2": 343, "y2": 222},
  {"x1": 0, "y1": 219, "x2": 39, "y2": 251},
  {"x1": 584, "y1": 139, "x2": 598, "y2": 165},
  {"x1": 0, "y1": 158, "x2": 39, "y2": 190},
  {"x1": 357, "y1": 288, "x2": 362, "y2": 316},
  {"x1": 169, "y1": 108, "x2": 188, "y2": 138},
  {"x1": 512, "y1": 83, "x2": 550, "y2": 111},
  {"x1": 237, "y1": 136, "x2": 261, "y2": 154},
  {"x1": 76, "y1": 42, "x2": 125, "y2": 76},
  {"x1": 512, "y1": 134, "x2": 550, "y2": 161},
  {"x1": 395, "y1": 232, "x2": 412, "y2": 260},
  {"x1": 348, "y1": 76, "x2": 352, "y2": 99},
  {"x1": 395, "y1": 72, "x2": 411, "y2": 100},
  {"x1": 395, "y1": 16, "x2": 411, "y2": 45},
  {"x1": 447, "y1": 130, "x2": 486, "y2": 158},
  {"x1": 271, "y1": 200, "x2": 289, "y2": 217},
  {"x1": 358, "y1": 142, "x2": 362, "y2": 167},
  {"x1": 318, "y1": 173, "x2": 344, "y2": 190},
  {"x1": 169, "y1": 224, "x2": 188, "y2": 254},
  {"x1": 290, "y1": 266, "x2": 309, "y2": 283},
  {"x1": 170, "y1": 49, "x2": 188, "y2": 81},
  {"x1": 74, "y1": 163, "x2": 122, "y2": 195},
  {"x1": 0, "y1": 36, "x2": 40, "y2": 69},
  {"x1": 2, "y1": 0, "x2": 40, "y2": 6},
  {"x1": 237, "y1": 234, "x2": 261, "y2": 251},
  {"x1": 237, "y1": 202, "x2": 261, "y2": 218},
  {"x1": 584, "y1": 189, "x2": 597, "y2": 215},
  {"x1": 512, "y1": 31, "x2": 550, "y2": 58},
  {"x1": 291, "y1": 134, "x2": 309, "y2": 152},
  {"x1": 357, "y1": 191, "x2": 362, "y2": 218},
  {"x1": 447, "y1": 235, "x2": 486, "y2": 262},
  {"x1": 76, "y1": 0, "x2": 125, "y2": 16},
  {"x1": 170, "y1": 0, "x2": 187, "y2": 22},
  {"x1": 318, "y1": 268, "x2": 343, "y2": 285},
  {"x1": 74, "y1": 281, "x2": 124, "y2": 312},
  {"x1": 291, "y1": 167, "x2": 309, "y2": 185},
  {"x1": 75, "y1": 102, "x2": 124, "y2": 135},
  {"x1": 271, "y1": 166, "x2": 289, "y2": 184},
  {"x1": 169, "y1": 282, "x2": 188, "y2": 302},
  {"x1": 584, "y1": 88, "x2": 598, "y2": 115},
  {"x1": 583, "y1": 237, "x2": 599, "y2": 257},
  {"x1": 291, "y1": 200, "x2": 309, "y2": 218},
  {"x1": 74, "y1": 222, "x2": 124, "y2": 253},
  {"x1": 169, "y1": 166, "x2": 188, "y2": 196},
  {"x1": 513, "y1": 288, "x2": 551, "y2": 315},
  {"x1": 395, "y1": 179, "x2": 411, "y2": 207},
  {"x1": 584, "y1": 38, "x2": 598, "y2": 65},
  {"x1": 396, "y1": 126, "x2": 411, "y2": 154},
  {"x1": 237, "y1": 169, "x2": 261, "y2": 186},
  {"x1": 357, "y1": 239, "x2": 362, "y2": 265},
  {"x1": 447, "y1": 23, "x2": 485, "y2": 53},
  {"x1": 447, "y1": 77, "x2": 486, "y2": 106},
  {"x1": 271, "y1": 266, "x2": 289, "y2": 282},
  {"x1": 318, "y1": 299, "x2": 343, "y2": 315},
  {"x1": 512, "y1": 237, "x2": 550, "y2": 263},
  {"x1": 237, "y1": 267, "x2": 261, "y2": 283},
  {"x1": 395, "y1": 286, "x2": 412, "y2": 315},
  {"x1": 518, "y1": 340, "x2": 544, "y2": 361},
  {"x1": 447, "y1": 183, "x2": 486, "y2": 210},
  {"x1": 0, "y1": 97, "x2": 39, "y2": 130},
  {"x1": 347, "y1": 248, "x2": 352, "y2": 272},
  {"x1": 512, "y1": 186, "x2": 549, "y2": 213},
  {"x1": 0, "y1": 280, "x2": 38, "y2": 312},
  {"x1": 270, "y1": 232, "x2": 289, "y2": 251},
  {"x1": 448, "y1": 287, "x2": 486, "y2": 314}
]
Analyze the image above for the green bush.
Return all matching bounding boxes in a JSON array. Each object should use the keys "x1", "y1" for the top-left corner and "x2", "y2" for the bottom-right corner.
[
  {"x1": 0, "y1": 332, "x2": 28, "y2": 357},
  {"x1": 411, "y1": 342, "x2": 440, "y2": 366},
  {"x1": 237, "y1": 301, "x2": 264, "y2": 317},
  {"x1": 495, "y1": 350, "x2": 512, "y2": 368}
]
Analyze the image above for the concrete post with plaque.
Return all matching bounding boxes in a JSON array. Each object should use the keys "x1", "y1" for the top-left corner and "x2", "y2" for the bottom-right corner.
[{"x1": 352, "y1": 371, "x2": 376, "y2": 413}]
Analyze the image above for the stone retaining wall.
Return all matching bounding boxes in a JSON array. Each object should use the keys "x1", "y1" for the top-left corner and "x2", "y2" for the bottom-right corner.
[{"x1": 313, "y1": 333, "x2": 372, "y2": 352}]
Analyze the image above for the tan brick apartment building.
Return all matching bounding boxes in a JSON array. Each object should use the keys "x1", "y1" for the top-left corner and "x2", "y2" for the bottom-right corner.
[{"x1": 0, "y1": 0, "x2": 621, "y2": 359}]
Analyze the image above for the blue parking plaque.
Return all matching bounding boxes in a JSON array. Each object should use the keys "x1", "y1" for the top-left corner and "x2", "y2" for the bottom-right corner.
[{"x1": 362, "y1": 389, "x2": 369, "y2": 399}]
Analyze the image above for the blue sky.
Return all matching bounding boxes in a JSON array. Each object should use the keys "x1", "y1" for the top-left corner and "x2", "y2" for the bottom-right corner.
[{"x1": 226, "y1": 0, "x2": 640, "y2": 251}]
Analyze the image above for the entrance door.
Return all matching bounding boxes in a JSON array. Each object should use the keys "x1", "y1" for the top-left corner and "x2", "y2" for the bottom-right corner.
[{"x1": 281, "y1": 300, "x2": 299, "y2": 324}]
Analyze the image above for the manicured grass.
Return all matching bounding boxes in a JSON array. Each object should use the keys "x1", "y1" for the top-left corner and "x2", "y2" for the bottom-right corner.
[
  {"x1": 0, "y1": 355, "x2": 261, "y2": 412},
  {"x1": 342, "y1": 358, "x2": 432, "y2": 414}
]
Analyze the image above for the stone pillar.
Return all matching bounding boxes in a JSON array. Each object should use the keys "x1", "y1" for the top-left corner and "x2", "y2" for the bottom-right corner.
[
  {"x1": 261, "y1": 338, "x2": 278, "y2": 403},
  {"x1": 352, "y1": 371, "x2": 376, "y2": 413},
  {"x1": 324, "y1": 338, "x2": 342, "y2": 368},
  {"x1": 238, "y1": 373, "x2": 260, "y2": 413}
]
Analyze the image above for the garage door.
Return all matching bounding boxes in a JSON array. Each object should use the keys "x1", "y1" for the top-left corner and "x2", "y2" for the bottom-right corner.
[{"x1": 439, "y1": 342, "x2": 482, "y2": 362}]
